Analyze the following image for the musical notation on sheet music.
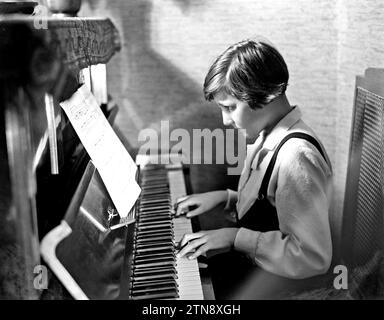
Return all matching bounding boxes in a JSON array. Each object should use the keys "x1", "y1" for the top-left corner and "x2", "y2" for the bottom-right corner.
[{"x1": 60, "y1": 85, "x2": 141, "y2": 218}]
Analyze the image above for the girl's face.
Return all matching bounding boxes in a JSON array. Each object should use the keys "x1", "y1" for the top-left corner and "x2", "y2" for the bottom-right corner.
[{"x1": 214, "y1": 91, "x2": 271, "y2": 140}]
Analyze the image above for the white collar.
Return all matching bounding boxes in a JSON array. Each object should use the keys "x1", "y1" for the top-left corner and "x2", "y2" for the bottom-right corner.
[{"x1": 261, "y1": 106, "x2": 302, "y2": 151}]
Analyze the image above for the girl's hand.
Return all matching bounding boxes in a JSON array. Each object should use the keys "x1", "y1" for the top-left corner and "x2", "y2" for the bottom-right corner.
[
  {"x1": 176, "y1": 228, "x2": 239, "y2": 259},
  {"x1": 175, "y1": 190, "x2": 227, "y2": 218}
]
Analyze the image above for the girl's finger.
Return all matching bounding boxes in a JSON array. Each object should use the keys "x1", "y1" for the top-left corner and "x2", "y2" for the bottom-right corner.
[
  {"x1": 177, "y1": 236, "x2": 207, "y2": 258},
  {"x1": 189, "y1": 243, "x2": 210, "y2": 260},
  {"x1": 177, "y1": 232, "x2": 205, "y2": 251}
]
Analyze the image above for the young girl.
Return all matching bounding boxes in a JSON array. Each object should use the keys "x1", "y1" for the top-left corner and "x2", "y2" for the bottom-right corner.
[{"x1": 175, "y1": 38, "x2": 334, "y2": 299}]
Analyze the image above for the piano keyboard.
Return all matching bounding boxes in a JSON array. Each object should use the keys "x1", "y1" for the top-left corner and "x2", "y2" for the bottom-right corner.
[{"x1": 130, "y1": 165, "x2": 204, "y2": 300}]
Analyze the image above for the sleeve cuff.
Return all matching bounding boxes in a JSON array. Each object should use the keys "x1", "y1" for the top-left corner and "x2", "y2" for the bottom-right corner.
[
  {"x1": 224, "y1": 189, "x2": 238, "y2": 211},
  {"x1": 234, "y1": 227, "x2": 261, "y2": 259}
]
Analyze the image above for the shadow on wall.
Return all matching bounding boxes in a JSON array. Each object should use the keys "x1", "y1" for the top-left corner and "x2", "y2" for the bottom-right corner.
[
  {"x1": 170, "y1": 0, "x2": 206, "y2": 13},
  {"x1": 81, "y1": 0, "x2": 241, "y2": 205}
]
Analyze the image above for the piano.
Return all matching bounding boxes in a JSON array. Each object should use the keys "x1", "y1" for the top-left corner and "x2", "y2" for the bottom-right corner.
[
  {"x1": 40, "y1": 158, "x2": 209, "y2": 300},
  {"x1": 0, "y1": 15, "x2": 213, "y2": 300}
]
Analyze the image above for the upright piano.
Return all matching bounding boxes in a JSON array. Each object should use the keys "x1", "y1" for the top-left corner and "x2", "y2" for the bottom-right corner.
[
  {"x1": 41, "y1": 158, "x2": 208, "y2": 300},
  {"x1": 0, "y1": 15, "x2": 213, "y2": 300}
]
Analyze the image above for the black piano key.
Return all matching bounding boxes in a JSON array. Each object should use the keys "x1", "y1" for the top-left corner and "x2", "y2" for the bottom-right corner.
[
  {"x1": 135, "y1": 232, "x2": 173, "y2": 239},
  {"x1": 140, "y1": 205, "x2": 171, "y2": 211},
  {"x1": 131, "y1": 284, "x2": 177, "y2": 295},
  {"x1": 139, "y1": 212, "x2": 171, "y2": 218},
  {"x1": 136, "y1": 229, "x2": 172, "y2": 236},
  {"x1": 141, "y1": 184, "x2": 169, "y2": 191},
  {"x1": 140, "y1": 202, "x2": 171, "y2": 208},
  {"x1": 134, "y1": 251, "x2": 175, "y2": 259},
  {"x1": 140, "y1": 202, "x2": 170, "y2": 208},
  {"x1": 131, "y1": 278, "x2": 177, "y2": 288},
  {"x1": 138, "y1": 215, "x2": 171, "y2": 220},
  {"x1": 136, "y1": 229, "x2": 172, "y2": 235},
  {"x1": 141, "y1": 175, "x2": 167, "y2": 181},
  {"x1": 133, "y1": 265, "x2": 175, "y2": 273},
  {"x1": 139, "y1": 210, "x2": 171, "y2": 216},
  {"x1": 131, "y1": 277, "x2": 176, "y2": 286},
  {"x1": 140, "y1": 192, "x2": 170, "y2": 198},
  {"x1": 133, "y1": 259, "x2": 175, "y2": 269},
  {"x1": 137, "y1": 222, "x2": 172, "y2": 228},
  {"x1": 143, "y1": 172, "x2": 167, "y2": 175},
  {"x1": 135, "y1": 235, "x2": 173, "y2": 243},
  {"x1": 140, "y1": 203, "x2": 170, "y2": 209},
  {"x1": 141, "y1": 184, "x2": 168, "y2": 189},
  {"x1": 134, "y1": 258, "x2": 174, "y2": 265},
  {"x1": 139, "y1": 208, "x2": 171, "y2": 214},
  {"x1": 137, "y1": 218, "x2": 172, "y2": 225},
  {"x1": 139, "y1": 193, "x2": 170, "y2": 200},
  {"x1": 131, "y1": 279, "x2": 177, "y2": 290},
  {"x1": 136, "y1": 229, "x2": 173, "y2": 237},
  {"x1": 131, "y1": 291, "x2": 179, "y2": 300},
  {"x1": 136, "y1": 223, "x2": 173, "y2": 230},
  {"x1": 134, "y1": 248, "x2": 174, "y2": 255},
  {"x1": 133, "y1": 266, "x2": 174, "y2": 275},
  {"x1": 141, "y1": 187, "x2": 169, "y2": 194},
  {"x1": 133, "y1": 266, "x2": 175, "y2": 275},
  {"x1": 136, "y1": 226, "x2": 173, "y2": 233},
  {"x1": 140, "y1": 198, "x2": 171, "y2": 204},
  {"x1": 133, "y1": 263, "x2": 175, "y2": 271},
  {"x1": 133, "y1": 264, "x2": 175, "y2": 273},
  {"x1": 140, "y1": 198, "x2": 171, "y2": 205},
  {"x1": 135, "y1": 237, "x2": 173, "y2": 244},
  {"x1": 141, "y1": 176, "x2": 165, "y2": 180},
  {"x1": 134, "y1": 253, "x2": 174, "y2": 261},
  {"x1": 132, "y1": 272, "x2": 177, "y2": 282},
  {"x1": 131, "y1": 285, "x2": 177, "y2": 294},
  {"x1": 137, "y1": 224, "x2": 173, "y2": 231},
  {"x1": 134, "y1": 247, "x2": 174, "y2": 255},
  {"x1": 134, "y1": 254, "x2": 175, "y2": 263},
  {"x1": 136, "y1": 229, "x2": 172, "y2": 237},
  {"x1": 137, "y1": 223, "x2": 173, "y2": 230},
  {"x1": 138, "y1": 211, "x2": 172, "y2": 217},
  {"x1": 134, "y1": 243, "x2": 174, "y2": 251},
  {"x1": 137, "y1": 222, "x2": 173, "y2": 228},
  {"x1": 136, "y1": 235, "x2": 173, "y2": 242},
  {"x1": 138, "y1": 224, "x2": 173, "y2": 233},
  {"x1": 137, "y1": 216, "x2": 172, "y2": 223},
  {"x1": 135, "y1": 245, "x2": 174, "y2": 254},
  {"x1": 138, "y1": 214, "x2": 170, "y2": 220},
  {"x1": 134, "y1": 244, "x2": 174, "y2": 251},
  {"x1": 140, "y1": 199, "x2": 170, "y2": 205}
]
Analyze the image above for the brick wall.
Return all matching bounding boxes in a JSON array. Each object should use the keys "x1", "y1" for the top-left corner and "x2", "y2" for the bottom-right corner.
[{"x1": 79, "y1": 0, "x2": 384, "y2": 243}]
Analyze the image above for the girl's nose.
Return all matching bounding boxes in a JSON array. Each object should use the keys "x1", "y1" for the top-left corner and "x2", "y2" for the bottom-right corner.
[{"x1": 222, "y1": 111, "x2": 233, "y2": 126}]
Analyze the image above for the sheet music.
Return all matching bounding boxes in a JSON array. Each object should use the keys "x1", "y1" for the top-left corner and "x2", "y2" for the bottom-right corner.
[{"x1": 60, "y1": 85, "x2": 141, "y2": 218}]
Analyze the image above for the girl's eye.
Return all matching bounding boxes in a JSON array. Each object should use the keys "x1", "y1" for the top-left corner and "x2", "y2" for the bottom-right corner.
[
  {"x1": 228, "y1": 106, "x2": 236, "y2": 112},
  {"x1": 221, "y1": 105, "x2": 236, "y2": 112}
]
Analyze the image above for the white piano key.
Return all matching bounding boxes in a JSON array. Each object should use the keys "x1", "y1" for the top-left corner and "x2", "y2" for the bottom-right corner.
[{"x1": 168, "y1": 170, "x2": 204, "y2": 300}]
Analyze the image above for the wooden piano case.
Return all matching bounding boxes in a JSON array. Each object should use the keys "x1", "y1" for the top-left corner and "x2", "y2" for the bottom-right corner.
[
  {"x1": 0, "y1": 15, "x2": 121, "y2": 299},
  {"x1": 0, "y1": 13, "x2": 212, "y2": 300}
]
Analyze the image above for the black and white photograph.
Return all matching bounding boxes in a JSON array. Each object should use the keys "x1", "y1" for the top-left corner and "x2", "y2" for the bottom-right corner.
[{"x1": 0, "y1": 0, "x2": 383, "y2": 306}]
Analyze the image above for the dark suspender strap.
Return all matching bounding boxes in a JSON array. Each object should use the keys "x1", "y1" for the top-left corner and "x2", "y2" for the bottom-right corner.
[{"x1": 258, "y1": 132, "x2": 326, "y2": 199}]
